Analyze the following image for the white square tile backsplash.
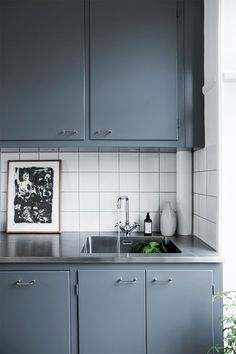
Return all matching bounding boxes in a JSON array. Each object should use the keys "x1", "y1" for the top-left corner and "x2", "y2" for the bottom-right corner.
[
  {"x1": 99, "y1": 152, "x2": 119, "y2": 172},
  {"x1": 0, "y1": 149, "x2": 178, "y2": 233},
  {"x1": 61, "y1": 172, "x2": 79, "y2": 192},
  {"x1": 79, "y1": 172, "x2": 99, "y2": 192},
  {"x1": 193, "y1": 145, "x2": 218, "y2": 249},
  {"x1": 160, "y1": 173, "x2": 176, "y2": 192},
  {"x1": 20, "y1": 152, "x2": 40, "y2": 161},
  {"x1": 80, "y1": 192, "x2": 99, "y2": 212},
  {"x1": 140, "y1": 153, "x2": 159, "y2": 172},
  {"x1": 79, "y1": 152, "x2": 99, "y2": 172},
  {"x1": 0, "y1": 193, "x2": 7, "y2": 212},
  {"x1": 40, "y1": 151, "x2": 59, "y2": 160},
  {"x1": 0, "y1": 173, "x2": 7, "y2": 193},
  {"x1": 100, "y1": 192, "x2": 119, "y2": 212},
  {"x1": 140, "y1": 193, "x2": 159, "y2": 212},
  {"x1": 1, "y1": 152, "x2": 19, "y2": 172},
  {"x1": 60, "y1": 152, "x2": 79, "y2": 172},
  {"x1": 160, "y1": 153, "x2": 176, "y2": 172},
  {"x1": 61, "y1": 192, "x2": 79, "y2": 212},
  {"x1": 100, "y1": 172, "x2": 119, "y2": 192},
  {"x1": 120, "y1": 152, "x2": 139, "y2": 172},
  {"x1": 120, "y1": 172, "x2": 139, "y2": 192},
  {"x1": 140, "y1": 173, "x2": 159, "y2": 192}
]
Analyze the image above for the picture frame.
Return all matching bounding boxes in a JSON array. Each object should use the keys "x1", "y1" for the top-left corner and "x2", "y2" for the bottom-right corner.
[{"x1": 6, "y1": 160, "x2": 61, "y2": 234}]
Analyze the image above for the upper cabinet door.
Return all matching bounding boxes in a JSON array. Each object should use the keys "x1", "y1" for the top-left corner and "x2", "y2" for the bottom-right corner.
[
  {"x1": 90, "y1": 0, "x2": 182, "y2": 141},
  {"x1": 0, "y1": 0, "x2": 85, "y2": 141}
]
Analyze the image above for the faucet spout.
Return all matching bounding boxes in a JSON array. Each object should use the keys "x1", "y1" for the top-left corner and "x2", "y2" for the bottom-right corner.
[
  {"x1": 117, "y1": 195, "x2": 129, "y2": 225},
  {"x1": 116, "y1": 195, "x2": 139, "y2": 236}
]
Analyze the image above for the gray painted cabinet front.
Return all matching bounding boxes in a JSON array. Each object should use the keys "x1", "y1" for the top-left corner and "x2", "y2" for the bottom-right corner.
[
  {"x1": 90, "y1": 0, "x2": 182, "y2": 141},
  {"x1": 78, "y1": 268, "x2": 215, "y2": 354},
  {"x1": 0, "y1": 0, "x2": 85, "y2": 141},
  {"x1": 147, "y1": 270, "x2": 214, "y2": 354},
  {"x1": 78, "y1": 270, "x2": 146, "y2": 354},
  {"x1": 0, "y1": 0, "x2": 204, "y2": 148},
  {"x1": 0, "y1": 271, "x2": 71, "y2": 354}
]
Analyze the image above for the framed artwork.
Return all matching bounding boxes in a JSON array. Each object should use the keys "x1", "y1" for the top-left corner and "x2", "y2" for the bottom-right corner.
[{"x1": 6, "y1": 160, "x2": 61, "y2": 234}]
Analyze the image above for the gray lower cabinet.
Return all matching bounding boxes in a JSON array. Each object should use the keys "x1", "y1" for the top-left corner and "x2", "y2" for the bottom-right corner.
[
  {"x1": 146, "y1": 270, "x2": 214, "y2": 354},
  {"x1": 78, "y1": 270, "x2": 146, "y2": 354},
  {"x1": 0, "y1": 0, "x2": 85, "y2": 141},
  {"x1": 78, "y1": 268, "x2": 214, "y2": 354},
  {"x1": 90, "y1": 0, "x2": 182, "y2": 141},
  {"x1": 0, "y1": 271, "x2": 71, "y2": 354}
]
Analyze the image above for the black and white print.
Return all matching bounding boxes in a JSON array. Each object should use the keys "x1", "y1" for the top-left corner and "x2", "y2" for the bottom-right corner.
[
  {"x1": 14, "y1": 167, "x2": 54, "y2": 224},
  {"x1": 7, "y1": 160, "x2": 61, "y2": 233}
]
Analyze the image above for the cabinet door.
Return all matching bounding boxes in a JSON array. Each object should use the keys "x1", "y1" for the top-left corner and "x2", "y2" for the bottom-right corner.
[
  {"x1": 0, "y1": 271, "x2": 71, "y2": 354},
  {"x1": 0, "y1": 0, "x2": 84, "y2": 141},
  {"x1": 90, "y1": 0, "x2": 182, "y2": 141},
  {"x1": 146, "y1": 270, "x2": 213, "y2": 354},
  {"x1": 79, "y1": 270, "x2": 145, "y2": 354}
]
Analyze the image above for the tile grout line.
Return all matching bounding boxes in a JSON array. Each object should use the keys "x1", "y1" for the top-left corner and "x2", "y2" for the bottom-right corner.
[
  {"x1": 117, "y1": 149, "x2": 121, "y2": 229},
  {"x1": 193, "y1": 192, "x2": 217, "y2": 198},
  {"x1": 0, "y1": 149, "x2": 1, "y2": 232},
  {"x1": 98, "y1": 151, "x2": 101, "y2": 232},
  {"x1": 193, "y1": 169, "x2": 217, "y2": 173},
  {"x1": 138, "y1": 150, "x2": 141, "y2": 231},
  {"x1": 77, "y1": 150, "x2": 80, "y2": 233},
  {"x1": 193, "y1": 213, "x2": 217, "y2": 224},
  {"x1": 158, "y1": 152, "x2": 161, "y2": 232}
]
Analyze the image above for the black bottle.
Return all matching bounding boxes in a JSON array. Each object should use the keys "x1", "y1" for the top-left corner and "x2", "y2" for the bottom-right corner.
[{"x1": 144, "y1": 212, "x2": 152, "y2": 236}]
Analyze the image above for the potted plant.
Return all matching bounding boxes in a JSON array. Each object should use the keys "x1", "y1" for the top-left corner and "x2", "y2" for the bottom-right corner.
[{"x1": 207, "y1": 291, "x2": 236, "y2": 353}]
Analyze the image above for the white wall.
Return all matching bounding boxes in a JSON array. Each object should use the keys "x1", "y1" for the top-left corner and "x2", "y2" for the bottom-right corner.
[{"x1": 219, "y1": 0, "x2": 236, "y2": 290}]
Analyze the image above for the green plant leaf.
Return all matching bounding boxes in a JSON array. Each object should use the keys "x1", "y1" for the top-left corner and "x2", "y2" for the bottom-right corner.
[{"x1": 207, "y1": 291, "x2": 236, "y2": 354}]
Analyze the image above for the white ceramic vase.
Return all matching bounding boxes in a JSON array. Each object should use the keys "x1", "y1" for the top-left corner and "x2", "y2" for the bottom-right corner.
[{"x1": 160, "y1": 202, "x2": 177, "y2": 236}]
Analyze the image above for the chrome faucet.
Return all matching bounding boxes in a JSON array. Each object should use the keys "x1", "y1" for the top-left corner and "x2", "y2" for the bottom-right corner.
[{"x1": 116, "y1": 195, "x2": 139, "y2": 236}]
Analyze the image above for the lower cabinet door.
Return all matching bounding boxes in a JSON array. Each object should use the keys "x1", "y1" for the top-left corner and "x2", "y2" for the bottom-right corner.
[
  {"x1": 0, "y1": 271, "x2": 71, "y2": 354},
  {"x1": 146, "y1": 270, "x2": 214, "y2": 354},
  {"x1": 79, "y1": 270, "x2": 146, "y2": 354}
]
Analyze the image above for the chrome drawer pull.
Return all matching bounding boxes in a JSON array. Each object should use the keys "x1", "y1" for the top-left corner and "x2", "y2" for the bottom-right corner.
[
  {"x1": 15, "y1": 280, "x2": 36, "y2": 286},
  {"x1": 153, "y1": 278, "x2": 173, "y2": 284},
  {"x1": 94, "y1": 129, "x2": 112, "y2": 136},
  {"x1": 60, "y1": 130, "x2": 78, "y2": 135},
  {"x1": 117, "y1": 277, "x2": 137, "y2": 284}
]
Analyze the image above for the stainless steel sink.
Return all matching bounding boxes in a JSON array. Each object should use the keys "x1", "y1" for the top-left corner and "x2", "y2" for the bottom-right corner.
[{"x1": 81, "y1": 236, "x2": 181, "y2": 254}]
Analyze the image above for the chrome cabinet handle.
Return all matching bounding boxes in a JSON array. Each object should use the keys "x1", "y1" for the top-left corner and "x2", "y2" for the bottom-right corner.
[
  {"x1": 15, "y1": 280, "x2": 36, "y2": 286},
  {"x1": 152, "y1": 277, "x2": 173, "y2": 284},
  {"x1": 60, "y1": 130, "x2": 78, "y2": 135},
  {"x1": 94, "y1": 129, "x2": 112, "y2": 136},
  {"x1": 117, "y1": 277, "x2": 137, "y2": 284}
]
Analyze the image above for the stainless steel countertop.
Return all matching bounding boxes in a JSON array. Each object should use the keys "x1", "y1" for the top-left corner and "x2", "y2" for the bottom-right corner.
[{"x1": 0, "y1": 232, "x2": 223, "y2": 263}]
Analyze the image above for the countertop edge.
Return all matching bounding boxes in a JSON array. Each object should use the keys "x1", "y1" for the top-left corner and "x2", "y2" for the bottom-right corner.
[{"x1": 0, "y1": 256, "x2": 224, "y2": 264}]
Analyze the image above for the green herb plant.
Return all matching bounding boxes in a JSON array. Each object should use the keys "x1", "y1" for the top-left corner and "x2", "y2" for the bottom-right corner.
[
  {"x1": 207, "y1": 291, "x2": 236, "y2": 354},
  {"x1": 142, "y1": 241, "x2": 162, "y2": 253},
  {"x1": 132, "y1": 241, "x2": 168, "y2": 254}
]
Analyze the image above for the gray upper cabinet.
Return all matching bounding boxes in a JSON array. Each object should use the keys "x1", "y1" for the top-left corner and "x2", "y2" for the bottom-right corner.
[
  {"x1": 0, "y1": 0, "x2": 85, "y2": 141},
  {"x1": 78, "y1": 270, "x2": 146, "y2": 354},
  {"x1": 146, "y1": 270, "x2": 214, "y2": 354},
  {"x1": 0, "y1": 0, "x2": 204, "y2": 147},
  {"x1": 90, "y1": 0, "x2": 183, "y2": 141},
  {"x1": 0, "y1": 271, "x2": 71, "y2": 354}
]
